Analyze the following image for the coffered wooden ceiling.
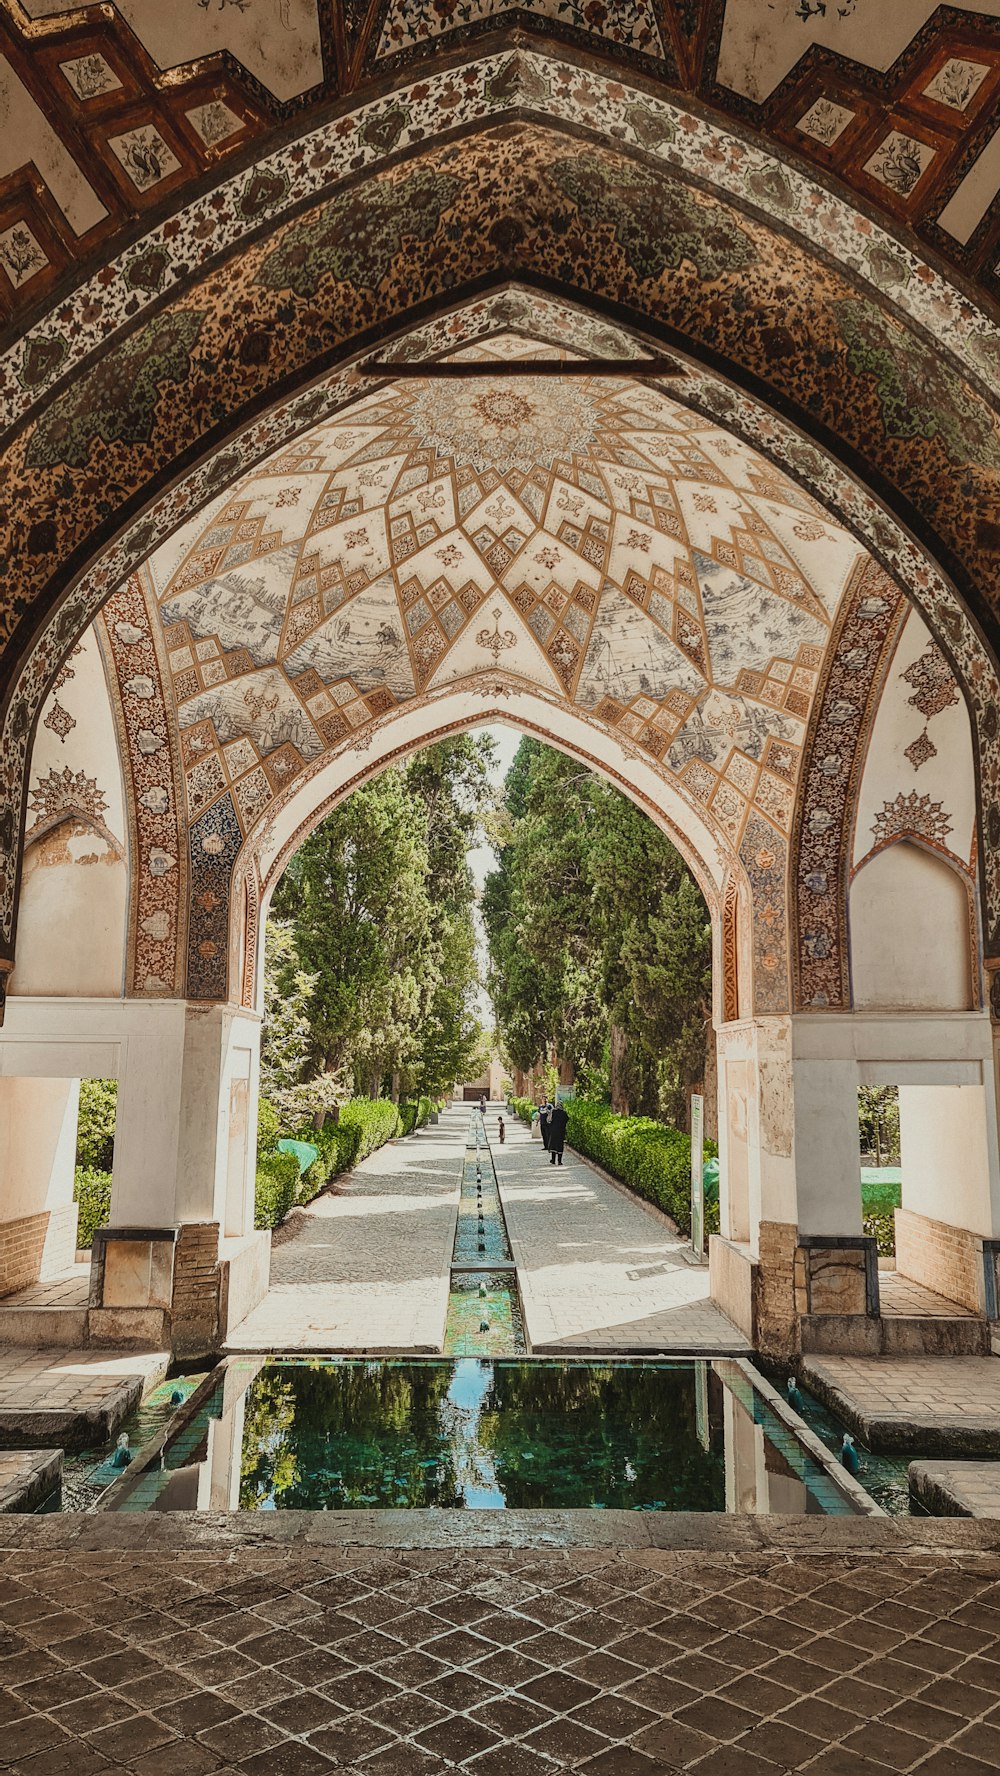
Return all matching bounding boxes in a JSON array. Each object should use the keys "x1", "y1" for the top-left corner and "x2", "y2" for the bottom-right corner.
[{"x1": 2, "y1": 2, "x2": 1000, "y2": 326}]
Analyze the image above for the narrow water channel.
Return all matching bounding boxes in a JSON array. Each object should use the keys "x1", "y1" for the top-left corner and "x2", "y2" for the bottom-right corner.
[{"x1": 443, "y1": 1109, "x2": 526, "y2": 1355}]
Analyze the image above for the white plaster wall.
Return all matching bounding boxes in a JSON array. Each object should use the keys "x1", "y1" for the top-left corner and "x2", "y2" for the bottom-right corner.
[
  {"x1": 27, "y1": 628, "x2": 126, "y2": 847},
  {"x1": 0, "y1": 1077, "x2": 79, "y2": 1222},
  {"x1": 850, "y1": 844, "x2": 973, "y2": 1011},
  {"x1": 791, "y1": 1012, "x2": 1000, "y2": 1240},
  {"x1": 853, "y1": 608, "x2": 975, "y2": 877},
  {"x1": 14, "y1": 834, "x2": 127, "y2": 997},
  {"x1": 898, "y1": 1083, "x2": 993, "y2": 1237},
  {"x1": 15, "y1": 624, "x2": 130, "y2": 998},
  {"x1": 0, "y1": 999, "x2": 261, "y2": 1233}
]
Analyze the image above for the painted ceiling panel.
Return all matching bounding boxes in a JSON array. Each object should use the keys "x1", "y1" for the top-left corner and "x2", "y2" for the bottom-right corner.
[
  {"x1": 3, "y1": 3, "x2": 1000, "y2": 322},
  {"x1": 135, "y1": 336, "x2": 866, "y2": 858}
]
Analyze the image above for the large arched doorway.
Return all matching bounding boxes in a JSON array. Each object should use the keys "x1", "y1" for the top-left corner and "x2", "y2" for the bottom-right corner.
[{"x1": 2, "y1": 55, "x2": 1000, "y2": 1360}]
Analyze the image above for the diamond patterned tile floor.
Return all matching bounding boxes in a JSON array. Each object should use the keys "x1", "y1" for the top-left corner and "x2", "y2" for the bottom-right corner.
[{"x1": 3, "y1": 1525, "x2": 1000, "y2": 1772}]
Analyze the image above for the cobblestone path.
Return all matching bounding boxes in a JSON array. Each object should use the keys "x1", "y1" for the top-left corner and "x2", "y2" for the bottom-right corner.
[
  {"x1": 492, "y1": 1114, "x2": 748, "y2": 1353},
  {"x1": 227, "y1": 1109, "x2": 465, "y2": 1352}
]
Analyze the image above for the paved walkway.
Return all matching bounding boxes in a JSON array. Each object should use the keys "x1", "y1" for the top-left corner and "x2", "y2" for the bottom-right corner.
[
  {"x1": 227, "y1": 1109, "x2": 464, "y2": 1352},
  {"x1": 493, "y1": 1114, "x2": 748, "y2": 1353},
  {"x1": 230, "y1": 1101, "x2": 747, "y2": 1355},
  {"x1": 4, "y1": 1517, "x2": 1000, "y2": 1774}
]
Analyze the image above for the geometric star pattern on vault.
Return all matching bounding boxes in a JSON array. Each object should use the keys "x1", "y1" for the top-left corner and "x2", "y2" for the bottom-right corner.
[{"x1": 145, "y1": 338, "x2": 866, "y2": 849}]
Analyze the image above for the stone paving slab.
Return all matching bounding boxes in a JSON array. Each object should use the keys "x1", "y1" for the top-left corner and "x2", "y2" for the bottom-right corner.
[
  {"x1": 0, "y1": 1448, "x2": 61, "y2": 1513},
  {"x1": 910, "y1": 1460, "x2": 1000, "y2": 1519},
  {"x1": 801, "y1": 1353, "x2": 1000, "y2": 1457},
  {"x1": 1, "y1": 1519, "x2": 1000, "y2": 1773},
  {"x1": 0, "y1": 1263, "x2": 90, "y2": 1309},
  {"x1": 227, "y1": 1110, "x2": 465, "y2": 1352},
  {"x1": 494, "y1": 1118, "x2": 749, "y2": 1354},
  {"x1": 878, "y1": 1271, "x2": 977, "y2": 1318},
  {"x1": 0, "y1": 1348, "x2": 169, "y2": 1453}
]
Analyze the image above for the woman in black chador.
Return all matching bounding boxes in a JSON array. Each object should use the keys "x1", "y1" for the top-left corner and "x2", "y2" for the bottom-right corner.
[{"x1": 547, "y1": 1101, "x2": 568, "y2": 1165}]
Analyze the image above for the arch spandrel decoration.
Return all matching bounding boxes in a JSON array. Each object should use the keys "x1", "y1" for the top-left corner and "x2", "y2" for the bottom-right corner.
[
  {"x1": 99, "y1": 337, "x2": 879, "y2": 1017},
  {"x1": 6, "y1": 287, "x2": 1000, "y2": 1018},
  {"x1": 1, "y1": 55, "x2": 1000, "y2": 1001}
]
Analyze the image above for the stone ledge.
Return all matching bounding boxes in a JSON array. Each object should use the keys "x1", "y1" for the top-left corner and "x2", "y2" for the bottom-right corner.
[
  {"x1": 0, "y1": 1448, "x2": 61, "y2": 1513},
  {"x1": 0, "y1": 1377, "x2": 144, "y2": 1453},
  {"x1": 800, "y1": 1354, "x2": 1000, "y2": 1456},
  {"x1": 909, "y1": 1460, "x2": 1000, "y2": 1519},
  {"x1": 1, "y1": 1509, "x2": 1000, "y2": 1554}
]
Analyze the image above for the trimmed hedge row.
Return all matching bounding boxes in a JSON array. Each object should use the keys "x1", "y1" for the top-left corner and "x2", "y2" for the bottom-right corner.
[
  {"x1": 255, "y1": 1093, "x2": 441, "y2": 1228},
  {"x1": 73, "y1": 1166, "x2": 112, "y2": 1249},
  {"x1": 507, "y1": 1096, "x2": 718, "y2": 1238},
  {"x1": 254, "y1": 1150, "x2": 301, "y2": 1230}
]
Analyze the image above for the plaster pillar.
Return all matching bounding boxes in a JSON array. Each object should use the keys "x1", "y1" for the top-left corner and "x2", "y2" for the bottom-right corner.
[
  {"x1": 710, "y1": 1016, "x2": 798, "y2": 1353},
  {"x1": 99, "y1": 1003, "x2": 265, "y2": 1354},
  {"x1": 0, "y1": 1076, "x2": 80, "y2": 1295},
  {"x1": 0, "y1": 994, "x2": 268, "y2": 1353}
]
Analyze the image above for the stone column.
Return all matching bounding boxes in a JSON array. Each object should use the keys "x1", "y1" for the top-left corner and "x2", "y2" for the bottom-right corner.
[{"x1": 0, "y1": 994, "x2": 271, "y2": 1354}]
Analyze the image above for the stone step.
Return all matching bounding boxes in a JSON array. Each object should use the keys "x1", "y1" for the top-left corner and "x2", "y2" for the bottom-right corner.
[
  {"x1": 880, "y1": 1315, "x2": 991, "y2": 1357},
  {"x1": 0, "y1": 1304, "x2": 89, "y2": 1347},
  {"x1": 801, "y1": 1311, "x2": 990, "y2": 1357}
]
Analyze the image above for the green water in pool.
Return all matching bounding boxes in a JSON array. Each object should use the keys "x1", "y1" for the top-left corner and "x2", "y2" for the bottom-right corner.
[{"x1": 99, "y1": 1357, "x2": 865, "y2": 1515}]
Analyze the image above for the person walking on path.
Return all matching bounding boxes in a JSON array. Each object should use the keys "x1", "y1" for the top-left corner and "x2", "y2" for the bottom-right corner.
[
  {"x1": 537, "y1": 1098, "x2": 553, "y2": 1150},
  {"x1": 547, "y1": 1100, "x2": 568, "y2": 1165},
  {"x1": 497, "y1": 1115, "x2": 505, "y2": 1144}
]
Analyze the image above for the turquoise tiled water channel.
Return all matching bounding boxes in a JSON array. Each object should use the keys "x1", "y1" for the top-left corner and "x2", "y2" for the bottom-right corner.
[
  {"x1": 444, "y1": 1110, "x2": 526, "y2": 1357},
  {"x1": 95, "y1": 1356, "x2": 871, "y2": 1515}
]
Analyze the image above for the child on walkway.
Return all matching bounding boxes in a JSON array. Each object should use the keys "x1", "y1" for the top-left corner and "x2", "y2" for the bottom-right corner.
[{"x1": 497, "y1": 1116, "x2": 505, "y2": 1144}]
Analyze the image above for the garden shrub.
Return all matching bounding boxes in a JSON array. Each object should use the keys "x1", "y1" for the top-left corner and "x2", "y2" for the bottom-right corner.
[
  {"x1": 254, "y1": 1150, "x2": 300, "y2": 1229},
  {"x1": 73, "y1": 1166, "x2": 112, "y2": 1249},
  {"x1": 417, "y1": 1095, "x2": 432, "y2": 1127},
  {"x1": 564, "y1": 1100, "x2": 719, "y2": 1238},
  {"x1": 861, "y1": 1178, "x2": 900, "y2": 1256},
  {"x1": 509, "y1": 1096, "x2": 535, "y2": 1125},
  {"x1": 257, "y1": 1096, "x2": 280, "y2": 1155},
  {"x1": 75, "y1": 1079, "x2": 117, "y2": 1172},
  {"x1": 338, "y1": 1097, "x2": 402, "y2": 1160},
  {"x1": 399, "y1": 1102, "x2": 419, "y2": 1137},
  {"x1": 864, "y1": 1209, "x2": 896, "y2": 1256}
]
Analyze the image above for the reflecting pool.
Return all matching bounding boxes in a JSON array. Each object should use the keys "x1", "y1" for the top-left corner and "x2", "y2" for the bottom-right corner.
[{"x1": 95, "y1": 1357, "x2": 873, "y2": 1516}]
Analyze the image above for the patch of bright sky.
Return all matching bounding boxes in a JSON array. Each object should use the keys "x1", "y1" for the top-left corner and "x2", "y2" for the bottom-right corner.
[{"x1": 468, "y1": 724, "x2": 522, "y2": 1022}]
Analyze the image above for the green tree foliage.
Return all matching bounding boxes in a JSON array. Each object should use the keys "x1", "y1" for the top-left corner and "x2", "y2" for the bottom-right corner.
[
  {"x1": 858, "y1": 1084, "x2": 901, "y2": 1165},
  {"x1": 483, "y1": 740, "x2": 712, "y2": 1125},
  {"x1": 75, "y1": 1079, "x2": 117, "y2": 1171},
  {"x1": 268, "y1": 736, "x2": 491, "y2": 1106}
]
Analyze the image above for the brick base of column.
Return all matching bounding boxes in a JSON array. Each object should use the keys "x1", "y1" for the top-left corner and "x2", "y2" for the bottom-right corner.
[
  {"x1": 0, "y1": 1204, "x2": 79, "y2": 1298},
  {"x1": 171, "y1": 1223, "x2": 223, "y2": 1361},
  {"x1": 755, "y1": 1221, "x2": 799, "y2": 1360}
]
